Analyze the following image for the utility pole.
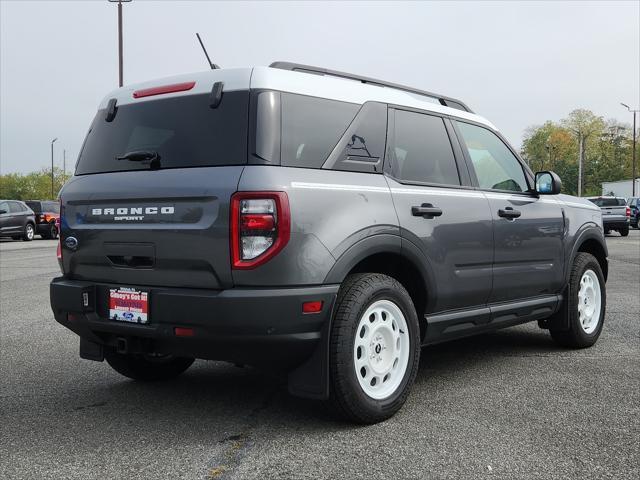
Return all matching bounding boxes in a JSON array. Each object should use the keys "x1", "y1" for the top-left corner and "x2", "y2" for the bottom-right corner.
[
  {"x1": 63, "y1": 149, "x2": 66, "y2": 179},
  {"x1": 50, "y1": 138, "x2": 58, "y2": 199},
  {"x1": 108, "y1": 0, "x2": 132, "y2": 87},
  {"x1": 544, "y1": 140, "x2": 555, "y2": 172},
  {"x1": 578, "y1": 134, "x2": 584, "y2": 197},
  {"x1": 621, "y1": 103, "x2": 638, "y2": 196}
]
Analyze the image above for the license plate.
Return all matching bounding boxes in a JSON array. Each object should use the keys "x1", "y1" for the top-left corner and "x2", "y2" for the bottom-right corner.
[{"x1": 109, "y1": 287, "x2": 149, "y2": 324}]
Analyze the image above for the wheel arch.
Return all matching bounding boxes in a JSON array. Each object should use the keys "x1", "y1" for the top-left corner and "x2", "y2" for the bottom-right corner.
[
  {"x1": 324, "y1": 234, "x2": 434, "y2": 340},
  {"x1": 570, "y1": 227, "x2": 608, "y2": 282}
]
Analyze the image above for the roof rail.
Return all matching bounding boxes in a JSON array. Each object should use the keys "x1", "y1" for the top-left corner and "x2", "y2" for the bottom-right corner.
[{"x1": 269, "y1": 61, "x2": 473, "y2": 113}]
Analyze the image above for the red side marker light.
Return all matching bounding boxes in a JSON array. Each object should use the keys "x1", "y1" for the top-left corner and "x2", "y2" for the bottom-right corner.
[
  {"x1": 133, "y1": 81, "x2": 196, "y2": 99},
  {"x1": 174, "y1": 327, "x2": 195, "y2": 337},
  {"x1": 302, "y1": 301, "x2": 323, "y2": 314}
]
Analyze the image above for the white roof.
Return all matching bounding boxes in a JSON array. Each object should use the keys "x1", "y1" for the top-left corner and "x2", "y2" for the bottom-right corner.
[{"x1": 98, "y1": 66, "x2": 495, "y2": 130}]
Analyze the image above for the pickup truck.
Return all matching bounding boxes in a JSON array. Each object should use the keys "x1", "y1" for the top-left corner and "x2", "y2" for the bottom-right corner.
[{"x1": 587, "y1": 196, "x2": 630, "y2": 236}]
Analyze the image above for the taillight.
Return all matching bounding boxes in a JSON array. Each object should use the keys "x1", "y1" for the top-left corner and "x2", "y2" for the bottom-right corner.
[
  {"x1": 230, "y1": 192, "x2": 290, "y2": 269},
  {"x1": 626, "y1": 206, "x2": 631, "y2": 217},
  {"x1": 57, "y1": 199, "x2": 63, "y2": 274}
]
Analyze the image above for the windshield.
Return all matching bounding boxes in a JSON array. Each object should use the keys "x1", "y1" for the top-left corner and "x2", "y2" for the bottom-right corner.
[{"x1": 76, "y1": 91, "x2": 249, "y2": 175}]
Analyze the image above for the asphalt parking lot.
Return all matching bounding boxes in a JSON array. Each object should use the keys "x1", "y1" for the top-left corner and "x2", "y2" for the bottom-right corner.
[{"x1": 1, "y1": 232, "x2": 638, "y2": 480}]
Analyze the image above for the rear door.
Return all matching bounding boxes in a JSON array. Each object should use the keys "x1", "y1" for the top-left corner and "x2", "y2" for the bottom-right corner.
[
  {"x1": 387, "y1": 108, "x2": 494, "y2": 313},
  {"x1": 61, "y1": 83, "x2": 250, "y2": 289},
  {"x1": 453, "y1": 120, "x2": 565, "y2": 303},
  {"x1": 8, "y1": 202, "x2": 28, "y2": 232}
]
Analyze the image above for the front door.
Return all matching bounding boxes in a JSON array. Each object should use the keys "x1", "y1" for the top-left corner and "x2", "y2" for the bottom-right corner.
[
  {"x1": 387, "y1": 108, "x2": 494, "y2": 313},
  {"x1": 453, "y1": 120, "x2": 565, "y2": 303}
]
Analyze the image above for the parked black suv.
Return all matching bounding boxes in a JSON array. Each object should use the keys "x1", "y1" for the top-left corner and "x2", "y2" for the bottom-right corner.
[
  {"x1": 25, "y1": 200, "x2": 60, "y2": 239},
  {"x1": 50, "y1": 63, "x2": 608, "y2": 423}
]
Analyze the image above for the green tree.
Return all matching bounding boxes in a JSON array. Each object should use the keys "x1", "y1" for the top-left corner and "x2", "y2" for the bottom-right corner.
[
  {"x1": 0, "y1": 167, "x2": 70, "y2": 200},
  {"x1": 561, "y1": 109, "x2": 605, "y2": 196}
]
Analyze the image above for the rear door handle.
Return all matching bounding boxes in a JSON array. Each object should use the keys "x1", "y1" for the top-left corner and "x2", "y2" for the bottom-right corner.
[
  {"x1": 498, "y1": 207, "x2": 521, "y2": 219},
  {"x1": 411, "y1": 203, "x2": 443, "y2": 219}
]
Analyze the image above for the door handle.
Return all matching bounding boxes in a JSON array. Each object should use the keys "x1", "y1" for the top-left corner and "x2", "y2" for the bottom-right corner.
[
  {"x1": 411, "y1": 203, "x2": 443, "y2": 219},
  {"x1": 498, "y1": 207, "x2": 521, "y2": 219}
]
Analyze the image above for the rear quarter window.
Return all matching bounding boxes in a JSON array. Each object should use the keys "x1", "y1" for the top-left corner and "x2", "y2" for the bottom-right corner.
[
  {"x1": 76, "y1": 91, "x2": 249, "y2": 175},
  {"x1": 25, "y1": 201, "x2": 41, "y2": 212},
  {"x1": 281, "y1": 93, "x2": 358, "y2": 169},
  {"x1": 254, "y1": 91, "x2": 359, "y2": 169}
]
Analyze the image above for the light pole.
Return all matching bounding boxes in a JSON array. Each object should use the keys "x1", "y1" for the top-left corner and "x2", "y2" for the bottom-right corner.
[
  {"x1": 621, "y1": 102, "x2": 638, "y2": 196},
  {"x1": 50, "y1": 138, "x2": 58, "y2": 199},
  {"x1": 108, "y1": 0, "x2": 132, "y2": 87},
  {"x1": 544, "y1": 140, "x2": 555, "y2": 171}
]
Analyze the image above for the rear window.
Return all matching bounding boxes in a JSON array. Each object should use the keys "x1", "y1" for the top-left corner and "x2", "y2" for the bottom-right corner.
[
  {"x1": 25, "y1": 201, "x2": 41, "y2": 213},
  {"x1": 44, "y1": 202, "x2": 60, "y2": 213},
  {"x1": 76, "y1": 91, "x2": 249, "y2": 175},
  {"x1": 588, "y1": 198, "x2": 626, "y2": 207}
]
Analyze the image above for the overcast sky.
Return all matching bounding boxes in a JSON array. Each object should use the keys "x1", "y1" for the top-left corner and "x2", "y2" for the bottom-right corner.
[{"x1": 1, "y1": 0, "x2": 638, "y2": 174}]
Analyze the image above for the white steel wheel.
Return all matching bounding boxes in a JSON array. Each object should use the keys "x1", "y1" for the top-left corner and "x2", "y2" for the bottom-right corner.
[
  {"x1": 577, "y1": 269, "x2": 602, "y2": 334},
  {"x1": 353, "y1": 299, "x2": 410, "y2": 400}
]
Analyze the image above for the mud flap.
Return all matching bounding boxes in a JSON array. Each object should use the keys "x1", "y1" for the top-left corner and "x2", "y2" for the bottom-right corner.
[
  {"x1": 80, "y1": 337, "x2": 104, "y2": 362},
  {"x1": 287, "y1": 303, "x2": 335, "y2": 400},
  {"x1": 538, "y1": 286, "x2": 570, "y2": 331}
]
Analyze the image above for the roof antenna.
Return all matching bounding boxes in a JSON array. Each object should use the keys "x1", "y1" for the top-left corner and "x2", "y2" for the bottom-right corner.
[{"x1": 196, "y1": 33, "x2": 219, "y2": 70}]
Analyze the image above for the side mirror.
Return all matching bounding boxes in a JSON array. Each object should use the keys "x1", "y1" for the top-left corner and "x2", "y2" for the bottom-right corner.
[
  {"x1": 0, "y1": 209, "x2": 7, "y2": 214},
  {"x1": 535, "y1": 171, "x2": 562, "y2": 195}
]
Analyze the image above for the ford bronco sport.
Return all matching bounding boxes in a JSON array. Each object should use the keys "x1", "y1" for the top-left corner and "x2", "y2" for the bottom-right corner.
[{"x1": 50, "y1": 62, "x2": 608, "y2": 423}]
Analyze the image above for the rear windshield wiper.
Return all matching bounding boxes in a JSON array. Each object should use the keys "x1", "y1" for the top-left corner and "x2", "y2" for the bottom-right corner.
[
  {"x1": 116, "y1": 150, "x2": 161, "y2": 169},
  {"x1": 116, "y1": 150, "x2": 160, "y2": 162}
]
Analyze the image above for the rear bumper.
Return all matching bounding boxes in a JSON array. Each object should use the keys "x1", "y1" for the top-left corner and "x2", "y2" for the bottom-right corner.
[
  {"x1": 35, "y1": 223, "x2": 52, "y2": 235},
  {"x1": 602, "y1": 218, "x2": 629, "y2": 229},
  {"x1": 50, "y1": 277, "x2": 338, "y2": 370}
]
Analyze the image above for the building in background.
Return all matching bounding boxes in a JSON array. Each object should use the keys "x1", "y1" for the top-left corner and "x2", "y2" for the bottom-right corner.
[{"x1": 601, "y1": 179, "x2": 640, "y2": 198}]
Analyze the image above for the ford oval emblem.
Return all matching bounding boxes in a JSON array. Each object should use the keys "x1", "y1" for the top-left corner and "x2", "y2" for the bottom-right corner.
[{"x1": 64, "y1": 236, "x2": 79, "y2": 250}]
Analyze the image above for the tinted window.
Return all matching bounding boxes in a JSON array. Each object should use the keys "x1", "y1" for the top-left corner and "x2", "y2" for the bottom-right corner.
[
  {"x1": 456, "y1": 121, "x2": 528, "y2": 192},
  {"x1": 44, "y1": 202, "x2": 60, "y2": 213},
  {"x1": 389, "y1": 110, "x2": 460, "y2": 185},
  {"x1": 0, "y1": 201, "x2": 9, "y2": 214},
  {"x1": 9, "y1": 202, "x2": 25, "y2": 213},
  {"x1": 327, "y1": 102, "x2": 387, "y2": 173},
  {"x1": 589, "y1": 197, "x2": 626, "y2": 207},
  {"x1": 76, "y1": 91, "x2": 249, "y2": 175},
  {"x1": 280, "y1": 93, "x2": 358, "y2": 168},
  {"x1": 25, "y1": 201, "x2": 41, "y2": 213}
]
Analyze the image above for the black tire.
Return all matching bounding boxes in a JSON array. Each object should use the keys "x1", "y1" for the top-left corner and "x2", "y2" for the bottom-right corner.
[
  {"x1": 620, "y1": 227, "x2": 629, "y2": 237},
  {"x1": 550, "y1": 253, "x2": 605, "y2": 348},
  {"x1": 42, "y1": 222, "x2": 58, "y2": 239},
  {"x1": 22, "y1": 223, "x2": 34, "y2": 241},
  {"x1": 105, "y1": 351, "x2": 194, "y2": 381},
  {"x1": 327, "y1": 273, "x2": 420, "y2": 424}
]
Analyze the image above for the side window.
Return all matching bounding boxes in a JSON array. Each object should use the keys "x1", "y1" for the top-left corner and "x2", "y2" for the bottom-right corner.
[
  {"x1": 280, "y1": 93, "x2": 358, "y2": 168},
  {"x1": 45, "y1": 202, "x2": 60, "y2": 213},
  {"x1": 9, "y1": 202, "x2": 24, "y2": 213},
  {"x1": 324, "y1": 102, "x2": 387, "y2": 173},
  {"x1": 0, "y1": 201, "x2": 9, "y2": 214},
  {"x1": 389, "y1": 109, "x2": 460, "y2": 186},
  {"x1": 455, "y1": 121, "x2": 529, "y2": 192}
]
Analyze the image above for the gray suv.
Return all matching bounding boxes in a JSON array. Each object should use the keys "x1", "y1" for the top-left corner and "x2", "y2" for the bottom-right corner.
[{"x1": 50, "y1": 63, "x2": 608, "y2": 423}]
